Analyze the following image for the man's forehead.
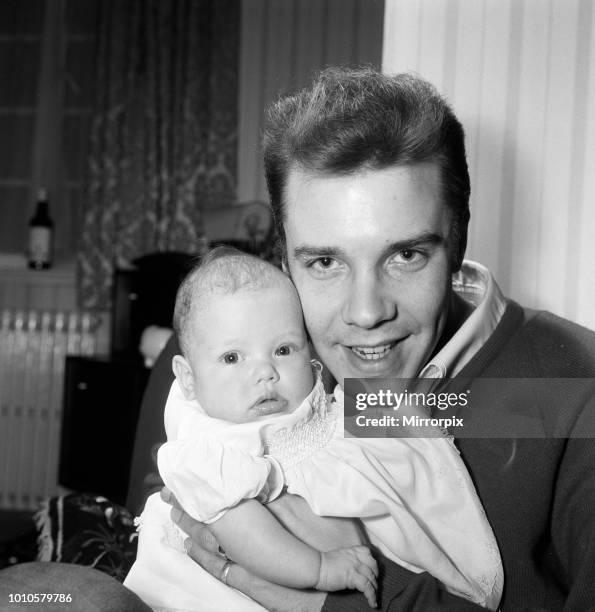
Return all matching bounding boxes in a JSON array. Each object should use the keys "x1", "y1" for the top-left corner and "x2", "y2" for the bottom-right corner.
[
  {"x1": 285, "y1": 161, "x2": 441, "y2": 187},
  {"x1": 282, "y1": 163, "x2": 447, "y2": 242}
]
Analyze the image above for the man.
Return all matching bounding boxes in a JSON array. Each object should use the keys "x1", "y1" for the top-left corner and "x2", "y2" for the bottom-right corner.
[{"x1": 170, "y1": 68, "x2": 595, "y2": 611}]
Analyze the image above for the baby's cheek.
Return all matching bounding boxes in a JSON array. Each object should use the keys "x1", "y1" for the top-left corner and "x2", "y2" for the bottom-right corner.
[
  {"x1": 300, "y1": 362, "x2": 316, "y2": 396},
  {"x1": 285, "y1": 363, "x2": 314, "y2": 407}
]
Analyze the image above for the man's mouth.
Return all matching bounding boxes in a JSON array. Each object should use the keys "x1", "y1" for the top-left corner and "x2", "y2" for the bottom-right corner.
[{"x1": 350, "y1": 343, "x2": 395, "y2": 360}]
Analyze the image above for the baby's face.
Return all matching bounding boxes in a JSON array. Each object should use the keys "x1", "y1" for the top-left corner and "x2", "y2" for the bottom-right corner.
[{"x1": 184, "y1": 285, "x2": 314, "y2": 423}]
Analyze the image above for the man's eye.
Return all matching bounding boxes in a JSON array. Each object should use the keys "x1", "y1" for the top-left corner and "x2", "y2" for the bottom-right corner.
[
  {"x1": 315, "y1": 257, "x2": 334, "y2": 268},
  {"x1": 221, "y1": 352, "x2": 240, "y2": 364},
  {"x1": 308, "y1": 257, "x2": 339, "y2": 273},
  {"x1": 386, "y1": 248, "x2": 428, "y2": 273},
  {"x1": 394, "y1": 249, "x2": 425, "y2": 264},
  {"x1": 275, "y1": 344, "x2": 293, "y2": 357}
]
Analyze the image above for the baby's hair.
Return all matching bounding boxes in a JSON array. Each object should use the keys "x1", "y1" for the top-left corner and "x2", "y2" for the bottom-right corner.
[{"x1": 173, "y1": 246, "x2": 293, "y2": 358}]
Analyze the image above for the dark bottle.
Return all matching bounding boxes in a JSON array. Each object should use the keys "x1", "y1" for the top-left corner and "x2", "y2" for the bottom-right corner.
[{"x1": 28, "y1": 188, "x2": 54, "y2": 270}]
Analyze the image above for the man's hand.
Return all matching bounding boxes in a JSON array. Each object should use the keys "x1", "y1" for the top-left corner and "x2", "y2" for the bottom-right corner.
[
  {"x1": 161, "y1": 487, "x2": 326, "y2": 612},
  {"x1": 316, "y1": 547, "x2": 378, "y2": 608},
  {"x1": 160, "y1": 486, "x2": 227, "y2": 580}
]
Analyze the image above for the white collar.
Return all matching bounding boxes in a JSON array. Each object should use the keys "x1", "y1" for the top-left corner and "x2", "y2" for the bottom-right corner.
[{"x1": 419, "y1": 260, "x2": 507, "y2": 379}]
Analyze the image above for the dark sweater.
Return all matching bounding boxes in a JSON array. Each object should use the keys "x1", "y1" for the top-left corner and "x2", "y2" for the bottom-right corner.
[{"x1": 324, "y1": 301, "x2": 595, "y2": 611}]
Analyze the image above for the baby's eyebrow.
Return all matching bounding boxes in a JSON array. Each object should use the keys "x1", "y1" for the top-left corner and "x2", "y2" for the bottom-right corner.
[
  {"x1": 272, "y1": 330, "x2": 308, "y2": 345},
  {"x1": 277, "y1": 329, "x2": 306, "y2": 339},
  {"x1": 215, "y1": 340, "x2": 242, "y2": 351}
]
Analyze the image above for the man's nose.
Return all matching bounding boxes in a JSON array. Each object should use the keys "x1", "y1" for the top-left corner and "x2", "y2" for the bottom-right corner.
[
  {"x1": 254, "y1": 359, "x2": 280, "y2": 384},
  {"x1": 341, "y1": 273, "x2": 397, "y2": 329}
]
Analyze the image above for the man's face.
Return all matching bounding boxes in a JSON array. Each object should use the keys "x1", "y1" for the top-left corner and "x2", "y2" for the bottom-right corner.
[{"x1": 283, "y1": 163, "x2": 454, "y2": 384}]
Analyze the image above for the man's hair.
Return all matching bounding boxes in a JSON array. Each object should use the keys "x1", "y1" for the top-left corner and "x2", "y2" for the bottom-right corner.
[
  {"x1": 173, "y1": 246, "x2": 291, "y2": 357},
  {"x1": 263, "y1": 67, "x2": 470, "y2": 269}
]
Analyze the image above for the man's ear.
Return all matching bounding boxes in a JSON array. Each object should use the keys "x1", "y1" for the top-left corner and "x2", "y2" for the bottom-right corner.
[{"x1": 172, "y1": 355, "x2": 197, "y2": 401}]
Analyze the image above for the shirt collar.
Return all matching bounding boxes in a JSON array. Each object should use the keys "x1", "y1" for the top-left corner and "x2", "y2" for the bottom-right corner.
[{"x1": 419, "y1": 260, "x2": 507, "y2": 379}]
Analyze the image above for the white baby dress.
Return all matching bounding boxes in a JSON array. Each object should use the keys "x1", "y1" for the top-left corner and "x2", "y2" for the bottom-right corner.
[{"x1": 124, "y1": 377, "x2": 503, "y2": 611}]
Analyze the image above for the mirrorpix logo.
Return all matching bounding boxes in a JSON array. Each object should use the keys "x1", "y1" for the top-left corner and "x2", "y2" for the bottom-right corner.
[{"x1": 343, "y1": 378, "x2": 469, "y2": 438}]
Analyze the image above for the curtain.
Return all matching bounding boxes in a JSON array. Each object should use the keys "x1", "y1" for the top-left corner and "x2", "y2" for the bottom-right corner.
[{"x1": 78, "y1": 0, "x2": 239, "y2": 309}]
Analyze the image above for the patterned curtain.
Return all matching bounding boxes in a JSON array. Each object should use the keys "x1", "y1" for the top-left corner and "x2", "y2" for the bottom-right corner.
[{"x1": 78, "y1": 0, "x2": 238, "y2": 309}]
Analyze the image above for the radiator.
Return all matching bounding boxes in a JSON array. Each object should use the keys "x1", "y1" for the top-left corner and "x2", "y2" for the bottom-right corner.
[{"x1": 0, "y1": 309, "x2": 99, "y2": 510}]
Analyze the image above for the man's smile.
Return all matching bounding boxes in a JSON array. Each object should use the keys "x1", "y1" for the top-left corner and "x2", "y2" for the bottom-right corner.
[
  {"x1": 338, "y1": 337, "x2": 415, "y2": 377},
  {"x1": 349, "y1": 343, "x2": 396, "y2": 360}
]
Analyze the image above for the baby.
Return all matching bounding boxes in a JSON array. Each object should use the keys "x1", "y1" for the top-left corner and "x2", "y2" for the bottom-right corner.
[{"x1": 125, "y1": 248, "x2": 503, "y2": 612}]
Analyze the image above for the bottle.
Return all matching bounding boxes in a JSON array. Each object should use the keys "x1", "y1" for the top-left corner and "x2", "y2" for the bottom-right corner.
[{"x1": 28, "y1": 188, "x2": 54, "y2": 270}]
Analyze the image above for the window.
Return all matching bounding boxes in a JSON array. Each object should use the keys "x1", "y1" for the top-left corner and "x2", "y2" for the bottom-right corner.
[{"x1": 0, "y1": 0, "x2": 97, "y2": 258}]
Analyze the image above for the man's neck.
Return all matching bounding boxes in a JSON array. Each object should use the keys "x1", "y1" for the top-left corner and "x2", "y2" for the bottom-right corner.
[{"x1": 432, "y1": 291, "x2": 473, "y2": 359}]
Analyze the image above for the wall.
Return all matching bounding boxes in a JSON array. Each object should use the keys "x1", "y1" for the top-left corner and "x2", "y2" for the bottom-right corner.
[
  {"x1": 383, "y1": 0, "x2": 595, "y2": 330},
  {"x1": 237, "y1": 0, "x2": 385, "y2": 202}
]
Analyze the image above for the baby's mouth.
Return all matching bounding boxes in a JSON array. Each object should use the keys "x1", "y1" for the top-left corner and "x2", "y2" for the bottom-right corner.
[{"x1": 251, "y1": 393, "x2": 288, "y2": 415}]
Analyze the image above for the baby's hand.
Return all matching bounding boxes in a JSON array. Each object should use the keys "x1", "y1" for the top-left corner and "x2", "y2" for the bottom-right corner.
[{"x1": 315, "y1": 545, "x2": 378, "y2": 608}]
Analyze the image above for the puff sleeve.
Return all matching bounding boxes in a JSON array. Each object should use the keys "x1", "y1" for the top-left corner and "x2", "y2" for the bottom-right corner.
[{"x1": 158, "y1": 436, "x2": 284, "y2": 524}]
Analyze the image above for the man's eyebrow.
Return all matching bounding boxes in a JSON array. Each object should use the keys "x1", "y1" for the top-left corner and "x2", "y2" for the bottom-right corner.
[
  {"x1": 292, "y1": 232, "x2": 445, "y2": 260},
  {"x1": 293, "y1": 245, "x2": 343, "y2": 259},
  {"x1": 379, "y1": 232, "x2": 445, "y2": 257}
]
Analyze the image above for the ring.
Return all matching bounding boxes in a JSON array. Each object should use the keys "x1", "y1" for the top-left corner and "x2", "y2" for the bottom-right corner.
[{"x1": 220, "y1": 559, "x2": 234, "y2": 585}]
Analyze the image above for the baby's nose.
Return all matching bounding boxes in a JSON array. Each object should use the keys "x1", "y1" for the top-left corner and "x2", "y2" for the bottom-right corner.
[{"x1": 255, "y1": 360, "x2": 279, "y2": 384}]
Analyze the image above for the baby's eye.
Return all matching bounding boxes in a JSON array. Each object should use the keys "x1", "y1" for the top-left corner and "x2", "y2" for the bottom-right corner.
[
  {"x1": 275, "y1": 344, "x2": 293, "y2": 357},
  {"x1": 221, "y1": 351, "x2": 240, "y2": 365}
]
